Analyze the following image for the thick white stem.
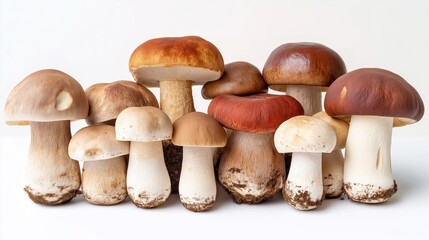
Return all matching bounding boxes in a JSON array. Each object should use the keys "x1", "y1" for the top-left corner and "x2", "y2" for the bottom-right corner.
[
  {"x1": 344, "y1": 115, "x2": 396, "y2": 203},
  {"x1": 322, "y1": 149, "x2": 344, "y2": 198},
  {"x1": 179, "y1": 146, "x2": 216, "y2": 212},
  {"x1": 284, "y1": 152, "x2": 323, "y2": 210},
  {"x1": 127, "y1": 141, "x2": 171, "y2": 208},
  {"x1": 286, "y1": 85, "x2": 322, "y2": 116}
]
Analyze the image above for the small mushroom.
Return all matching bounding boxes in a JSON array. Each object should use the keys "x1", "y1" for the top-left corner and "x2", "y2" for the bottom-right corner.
[
  {"x1": 116, "y1": 106, "x2": 172, "y2": 208},
  {"x1": 325, "y1": 68, "x2": 424, "y2": 203},
  {"x1": 68, "y1": 124, "x2": 128, "y2": 205},
  {"x1": 3, "y1": 69, "x2": 88, "y2": 205},
  {"x1": 172, "y1": 112, "x2": 227, "y2": 212},
  {"x1": 274, "y1": 116, "x2": 336, "y2": 210}
]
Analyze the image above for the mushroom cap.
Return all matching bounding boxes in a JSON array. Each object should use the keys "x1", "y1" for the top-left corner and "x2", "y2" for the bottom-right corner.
[
  {"x1": 208, "y1": 93, "x2": 304, "y2": 133},
  {"x1": 274, "y1": 116, "x2": 336, "y2": 153},
  {"x1": 85, "y1": 80, "x2": 159, "y2": 125},
  {"x1": 129, "y1": 36, "x2": 224, "y2": 87},
  {"x1": 262, "y1": 42, "x2": 346, "y2": 90},
  {"x1": 115, "y1": 106, "x2": 172, "y2": 142},
  {"x1": 313, "y1": 111, "x2": 349, "y2": 149},
  {"x1": 69, "y1": 124, "x2": 129, "y2": 161},
  {"x1": 4, "y1": 69, "x2": 88, "y2": 125},
  {"x1": 201, "y1": 61, "x2": 267, "y2": 99},
  {"x1": 324, "y1": 68, "x2": 425, "y2": 127},
  {"x1": 172, "y1": 112, "x2": 227, "y2": 147}
]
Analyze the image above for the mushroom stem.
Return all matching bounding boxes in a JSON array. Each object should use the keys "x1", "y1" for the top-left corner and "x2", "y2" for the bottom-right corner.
[
  {"x1": 284, "y1": 152, "x2": 323, "y2": 210},
  {"x1": 179, "y1": 146, "x2": 216, "y2": 212},
  {"x1": 344, "y1": 115, "x2": 396, "y2": 203},
  {"x1": 127, "y1": 141, "x2": 171, "y2": 208},
  {"x1": 160, "y1": 80, "x2": 195, "y2": 122},
  {"x1": 219, "y1": 131, "x2": 285, "y2": 204},
  {"x1": 286, "y1": 85, "x2": 321, "y2": 116},
  {"x1": 322, "y1": 150, "x2": 344, "y2": 198},
  {"x1": 26, "y1": 121, "x2": 81, "y2": 205},
  {"x1": 82, "y1": 156, "x2": 127, "y2": 205}
]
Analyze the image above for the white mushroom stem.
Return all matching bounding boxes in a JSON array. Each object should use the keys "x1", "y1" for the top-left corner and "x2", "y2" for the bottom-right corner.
[
  {"x1": 127, "y1": 141, "x2": 171, "y2": 208},
  {"x1": 322, "y1": 149, "x2": 344, "y2": 198},
  {"x1": 160, "y1": 80, "x2": 195, "y2": 122},
  {"x1": 286, "y1": 85, "x2": 322, "y2": 116},
  {"x1": 284, "y1": 152, "x2": 323, "y2": 210},
  {"x1": 26, "y1": 121, "x2": 81, "y2": 205},
  {"x1": 82, "y1": 156, "x2": 127, "y2": 205},
  {"x1": 344, "y1": 115, "x2": 396, "y2": 203},
  {"x1": 179, "y1": 146, "x2": 216, "y2": 212}
]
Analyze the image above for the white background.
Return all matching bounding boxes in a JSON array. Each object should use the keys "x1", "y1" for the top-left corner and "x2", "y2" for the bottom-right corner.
[{"x1": 1, "y1": 0, "x2": 429, "y2": 239}]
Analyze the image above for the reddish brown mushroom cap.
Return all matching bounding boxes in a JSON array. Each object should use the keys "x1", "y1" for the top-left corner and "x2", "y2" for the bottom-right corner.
[
  {"x1": 208, "y1": 93, "x2": 304, "y2": 133},
  {"x1": 324, "y1": 68, "x2": 424, "y2": 127}
]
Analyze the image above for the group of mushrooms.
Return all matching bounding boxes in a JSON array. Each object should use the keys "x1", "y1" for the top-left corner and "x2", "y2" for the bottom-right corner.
[{"x1": 4, "y1": 36, "x2": 424, "y2": 212}]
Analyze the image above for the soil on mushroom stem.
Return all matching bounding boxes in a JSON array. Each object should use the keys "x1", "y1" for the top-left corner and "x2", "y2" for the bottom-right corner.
[
  {"x1": 344, "y1": 180, "x2": 398, "y2": 203},
  {"x1": 24, "y1": 186, "x2": 79, "y2": 205},
  {"x1": 163, "y1": 140, "x2": 183, "y2": 193}
]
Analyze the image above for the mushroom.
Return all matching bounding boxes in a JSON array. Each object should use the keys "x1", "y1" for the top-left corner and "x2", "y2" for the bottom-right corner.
[
  {"x1": 263, "y1": 42, "x2": 346, "y2": 115},
  {"x1": 68, "y1": 124, "x2": 128, "y2": 205},
  {"x1": 129, "y1": 36, "x2": 224, "y2": 193},
  {"x1": 325, "y1": 68, "x2": 424, "y2": 203},
  {"x1": 3, "y1": 69, "x2": 88, "y2": 205},
  {"x1": 172, "y1": 112, "x2": 227, "y2": 212},
  {"x1": 274, "y1": 116, "x2": 336, "y2": 210},
  {"x1": 208, "y1": 93, "x2": 303, "y2": 204},
  {"x1": 313, "y1": 111, "x2": 349, "y2": 198},
  {"x1": 116, "y1": 106, "x2": 172, "y2": 208}
]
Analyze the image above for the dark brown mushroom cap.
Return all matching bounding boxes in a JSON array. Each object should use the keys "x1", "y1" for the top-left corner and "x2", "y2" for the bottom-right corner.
[
  {"x1": 263, "y1": 42, "x2": 346, "y2": 90},
  {"x1": 208, "y1": 93, "x2": 304, "y2": 133},
  {"x1": 324, "y1": 68, "x2": 424, "y2": 127},
  {"x1": 201, "y1": 61, "x2": 267, "y2": 99}
]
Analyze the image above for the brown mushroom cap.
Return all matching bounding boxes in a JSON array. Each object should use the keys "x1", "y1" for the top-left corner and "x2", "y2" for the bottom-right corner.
[
  {"x1": 129, "y1": 36, "x2": 224, "y2": 87},
  {"x1": 208, "y1": 93, "x2": 304, "y2": 133},
  {"x1": 313, "y1": 111, "x2": 349, "y2": 149},
  {"x1": 4, "y1": 69, "x2": 88, "y2": 125},
  {"x1": 262, "y1": 42, "x2": 346, "y2": 90},
  {"x1": 172, "y1": 112, "x2": 227, "y2": 147},
  {"x1": 324, "y1": 68, "x2": 425, "y2": 127},
  {"x1": 201, "y1": 61, "x2": 267, "y2": 99},
  {"x1": 85, "y1": 80, "x2": 159, "y2": 125}
]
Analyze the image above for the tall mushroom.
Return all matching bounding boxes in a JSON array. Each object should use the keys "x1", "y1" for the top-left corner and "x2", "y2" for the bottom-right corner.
[
  {"x1": 172, "y1": 112, "x2": 227, "y2": 212},
  {"x1": 68, "y1": 124, "x2": 129, "y2": 205},
  {"x1": 208, "y1": 93, "x2": 303, "y2": 204},
  {"x1": 325, "y1": 68, "x2": 424, "y2": 203},
  {"x1": 116, "y1": 106, "x2": 172, "y2": 208},
  {"x1": 129, "y1": 36, "x2": 224, "y2": 192},
  {"x1": 3, "y1": 69, "x2": 88, "y2": 205}
]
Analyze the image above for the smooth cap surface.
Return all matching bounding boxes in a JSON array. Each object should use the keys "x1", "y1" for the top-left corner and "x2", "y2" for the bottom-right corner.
[{"x1": 313, "y1": 111, "x2": 349, "y2": 149}]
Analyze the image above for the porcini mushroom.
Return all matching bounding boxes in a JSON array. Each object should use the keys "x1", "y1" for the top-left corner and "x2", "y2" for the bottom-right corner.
[
  {"x1": 116, "y1": 106, "x2": 172, "y2": 208},
  {"x1": 172, "y1": 112, "x2": 227, "y2": 212},
  {"x1": 3, "y1": 69, "x2": 88, "y2": 205},
  {"x1": 325, "y1": 68, "x2": 424, "y2": 203},
  {"x1": 208, "y1": 93, "x2": 303, "y2": 204},
  {"x1": 68, "y1": 124, "x2": 128, "y2": 205},
  {"x1": 274, "y1": 116, "x2": 336, "y2": 210}
]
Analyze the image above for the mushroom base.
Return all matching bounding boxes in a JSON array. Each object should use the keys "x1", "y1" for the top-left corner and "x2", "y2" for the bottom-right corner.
[
  {"x1": 24, "y1": 186, "x2": 79, "y2": 205},
  {"x1": 128, "y1": 188, "x2": 170, "y2": 208},
  {"x1": 163, "y1": 140, "x2": 183, "y2": 193},
  {"x1": 344, "y1": 181, "x2": 397, "y2": 203},
  {"x1": 180, "y1": 196, "x2": 215, "y2": 212},
  {"x1": 282, "y1": 181, "x2": 322, "y2": 210}
]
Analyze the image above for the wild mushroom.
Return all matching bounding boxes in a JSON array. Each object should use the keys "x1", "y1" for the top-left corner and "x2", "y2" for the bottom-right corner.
[
  {"x1": 274, "y1": 116, "x2": 336, "y2": 210},
  {"x1": 129, "y1": 36, "x2": 224, "y2": 192},
  {"x1": 325, "y1": 68, "x2": 424, "y2": 203},
  {"x1": 116, "y1": 106, "x2": 172, "y2": 208},
  {"x1": 208, "y1": 93, "x2": 303, "y2": 204},
  {"x1": 3, "y1": 69, "x2": 88, "y2": 205},
  {"x1": 68, "y1": 124, "x2": 128, "y2": 205},
  {"x1": 313, "y1": 111, "x2": 349, "y2": 198},
  {"x1": 172, "y1": 112, "x2": 227, "y2": 212}
]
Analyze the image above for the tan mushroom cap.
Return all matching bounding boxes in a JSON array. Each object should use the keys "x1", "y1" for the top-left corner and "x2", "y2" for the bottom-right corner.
[
  {"x1": 274, "y1": 116, "x2": 336, "y2": 153},
  {"x1": 68, "y1": 124, "x2": 129, "y2": 161},
  {"x1": 172, "y1": 112, "x2": 227, "y2": 147},
  {"x1": 4, "y1": 69, "x2": 89, "y2": 125},
  {"x1": 85, "y1": 80, "x2": 159, "y2": 125},
  {"x1": 129, "y1": 36, "x2": 224, "y2": 87},
  {"x1": 313, "y1": 111, "x2": 349, "y2": 150},
  {"x1": 116, "y1": 106, "x2": 172, "y2": 142},
  {"x1": 201, "y1": 61, "x2": 267, "y2": 99}
]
